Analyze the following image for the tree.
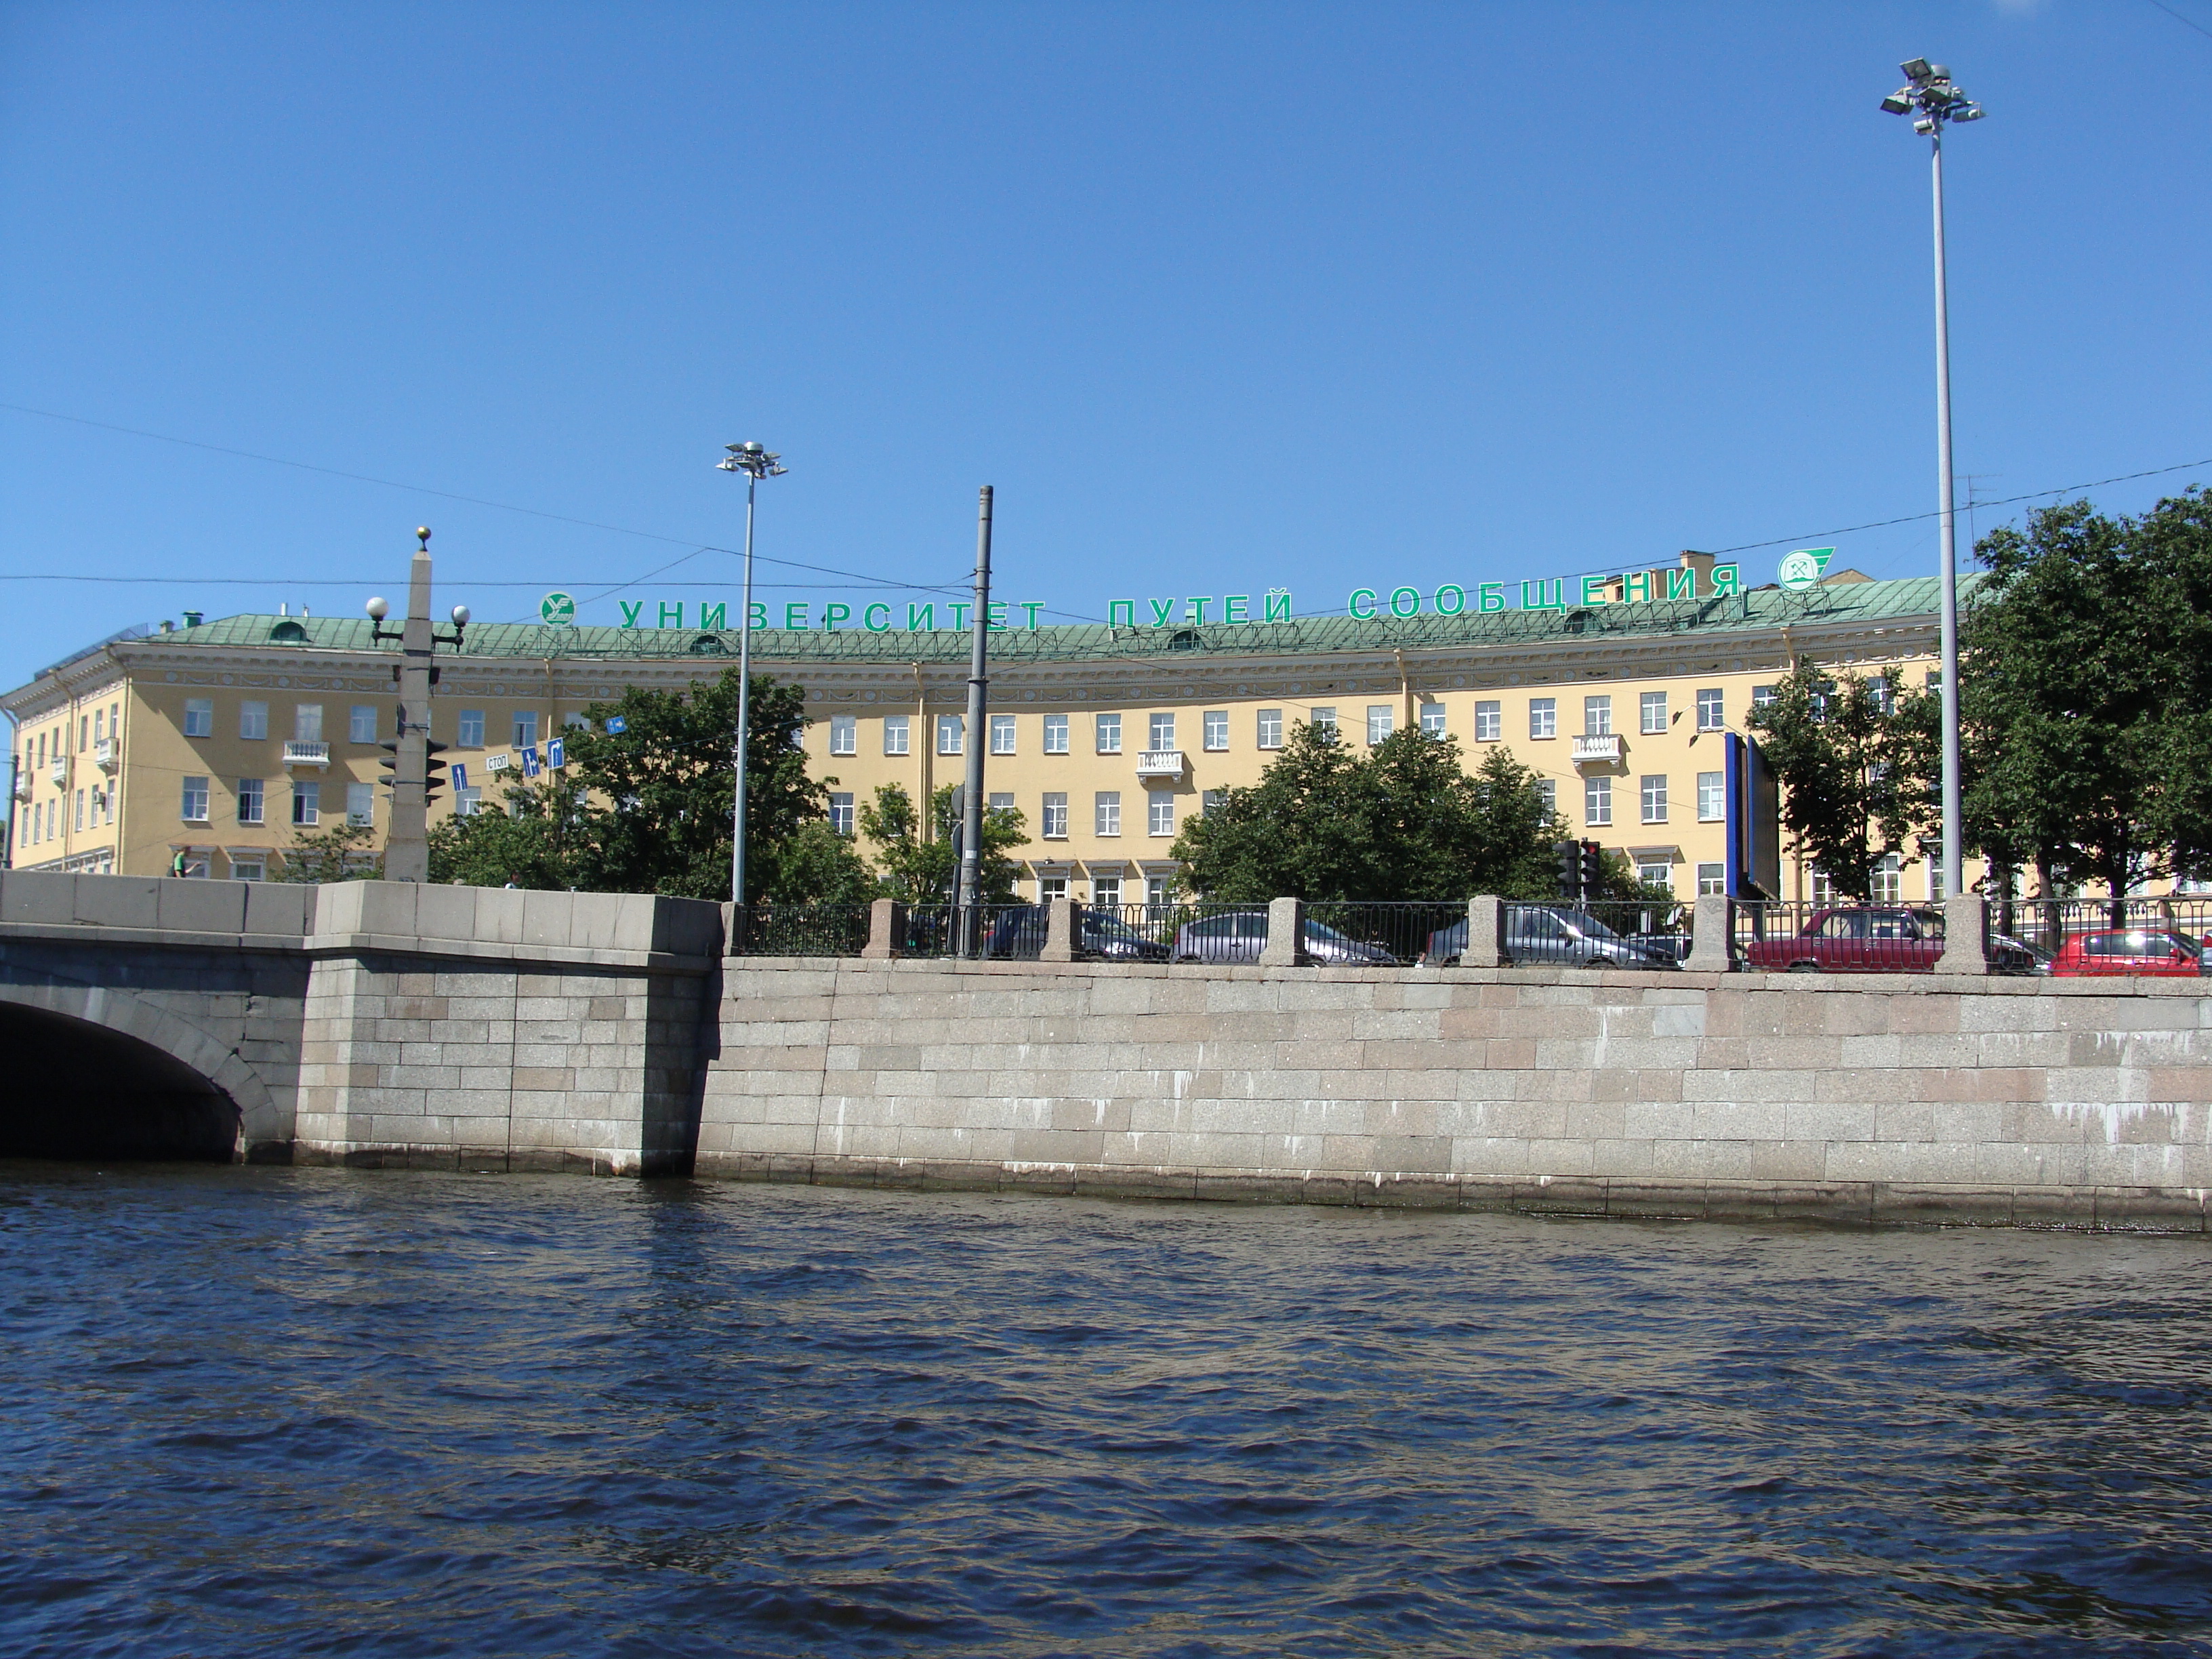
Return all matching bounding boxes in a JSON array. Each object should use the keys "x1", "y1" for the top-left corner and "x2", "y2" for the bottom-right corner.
[
  {"x1": 278, "y1": 819, "x2": 382, "y2": 883},
  {"x1": 1964, "y1": 491, "x2": 2212, "y2": 902},
  {"x1": 1745, "y1": 661, "x2": 1939, "y2": 901},
  {"x1": 857, "y1": 783, "x2": 1028, "y2": 904},
  {"x1": 758, "y1": 819, "x2": 878, "y2": 906},
  {"x1": 561, "y1": 669, "x2": 826, "y2": 901},
  {"x1": 1168, "y1": 722, "x2": 1569, "y2": 901},
  {"x1": 426, "y1": 777, "x2": 589, "y2": 890}
]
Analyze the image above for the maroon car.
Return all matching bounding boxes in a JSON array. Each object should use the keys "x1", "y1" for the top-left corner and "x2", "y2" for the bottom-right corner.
[{"x1": 1740, "y1": 907, "x2": 1945, "y2": 972}]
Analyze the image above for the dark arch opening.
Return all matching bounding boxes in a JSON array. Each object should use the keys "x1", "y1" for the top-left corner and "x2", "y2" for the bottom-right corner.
[{"x1": 0, "y1": 1003, "x2": 239, "y2": 1162}]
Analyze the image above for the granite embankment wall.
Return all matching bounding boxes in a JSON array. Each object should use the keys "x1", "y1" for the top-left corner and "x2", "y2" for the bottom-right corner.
[{"x1": 703, "y1": 958, "x2": 2212, "y2": 1229}]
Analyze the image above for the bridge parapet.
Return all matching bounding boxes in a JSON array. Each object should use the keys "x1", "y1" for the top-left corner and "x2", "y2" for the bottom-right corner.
[
  {"x1": 0, "y1": 869, "x2": 314, "y2": 947},
  {"x1": 307, "y1": 881, "x2": 722, "y2": 970}
]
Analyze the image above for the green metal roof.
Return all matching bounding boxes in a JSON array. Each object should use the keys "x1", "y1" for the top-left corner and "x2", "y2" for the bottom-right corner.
[{"x1": 150, "y1": 573, "x2": 1973, "y2": 668}]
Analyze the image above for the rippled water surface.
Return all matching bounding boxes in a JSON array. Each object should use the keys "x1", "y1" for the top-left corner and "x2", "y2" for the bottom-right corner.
[{"x1": 5, "y1": 1168, "x2": 2212, "y2": 1656}]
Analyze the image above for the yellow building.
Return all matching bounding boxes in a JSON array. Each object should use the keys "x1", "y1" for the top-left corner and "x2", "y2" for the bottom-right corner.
[{"x1": 3, "y1": 561, "x2": 1974, "y2": 902}]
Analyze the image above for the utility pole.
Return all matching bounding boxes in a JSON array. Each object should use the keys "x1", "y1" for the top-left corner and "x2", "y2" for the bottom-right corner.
[
  {"x1": 715, "y1": 442, "x2": 787, "y2": 906},
  {"x1": 1882, "y1": 58, "x2": 1985, "y2": 901},
  {"x1": 367, "y1": 529, "x2": 466, "y2": 883},
  {"x1": 956, "y1": 486, "x2": 994, "y2": 955}
]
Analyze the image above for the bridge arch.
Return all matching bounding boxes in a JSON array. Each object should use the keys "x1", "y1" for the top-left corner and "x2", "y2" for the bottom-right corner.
[{"x1": 0, "y1": 977, "x2": 289, "y2": 1162}]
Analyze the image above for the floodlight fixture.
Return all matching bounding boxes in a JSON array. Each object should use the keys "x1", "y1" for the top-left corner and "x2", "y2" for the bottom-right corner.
[{"x1": 714, "y1": 440, "x2": 790, "y2": 903}]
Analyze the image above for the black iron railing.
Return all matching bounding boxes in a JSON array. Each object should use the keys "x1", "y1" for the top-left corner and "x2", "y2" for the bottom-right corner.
[
  {"x1": 1498, "y1": 901, "x2": 1686, "y2": 969},
  {"x1": 1729, "y1": 900, "x2": 1947, "y2": 972},
  {"x1": 729, "y1": 903, "x2": 874, "y2": 958}
]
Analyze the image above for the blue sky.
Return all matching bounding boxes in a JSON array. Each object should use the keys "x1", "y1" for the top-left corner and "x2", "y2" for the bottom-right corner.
[{"x1": 1, "y1": 1, "x2": 2207, "y2": 695}]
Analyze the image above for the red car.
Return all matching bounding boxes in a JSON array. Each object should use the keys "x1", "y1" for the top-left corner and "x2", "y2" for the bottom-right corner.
[
  {"x1": 1740, "y1": 907, "x2": 1946, "y2": 973},
  {"x1": 2049, "y1": 929, "x2": 2203, "y2": 977}
]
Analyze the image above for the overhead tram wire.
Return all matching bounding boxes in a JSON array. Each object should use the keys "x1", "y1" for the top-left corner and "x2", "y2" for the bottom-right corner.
[{"x1": 3, "y1": 394, "x2": 2207, "y2": 626}]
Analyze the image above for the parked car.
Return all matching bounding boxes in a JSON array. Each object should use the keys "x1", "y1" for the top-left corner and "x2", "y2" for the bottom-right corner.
[
  {"x1": 983, "y1": 905, "x2": 1173, "y2": 962},
  {"x1": 1172, "y1": 909, "x2": 1398, "y2": 965},
  {"x1": 1740, "y1": 906, "x2": 1947, "y2": 973},
  {"x1": 1421, "y1": 906, "x2": 1677, "y2": 969},
  {"x1": 1989, "y1": 932, "x2": 2053, "y2": 976},
  {"x1": 2049, "y1": 929, "x2": 2202, "y2": 977},
  {"x1": 1629, "y1": 930, "x2": 1694, "y2": 965}
]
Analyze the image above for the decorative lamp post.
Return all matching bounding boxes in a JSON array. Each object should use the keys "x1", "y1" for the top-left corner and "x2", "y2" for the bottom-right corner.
[
  {"x1": 1881, "y1": 58, "x2": 1985, "y2": 901},
  {"x1": 714, "y1": 441, "x2": 787, "y2": 907}
]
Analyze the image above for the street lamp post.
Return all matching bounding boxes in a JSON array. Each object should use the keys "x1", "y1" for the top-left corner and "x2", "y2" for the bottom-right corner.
[
  {"x1": 716, "y1": 441, "x2": 787, "y2": 907},
  {"x1": 1882, "y1": 58, "x2": 1984, "y2": 902}
]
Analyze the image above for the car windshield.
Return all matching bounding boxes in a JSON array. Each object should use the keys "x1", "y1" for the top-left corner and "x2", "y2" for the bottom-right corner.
[
  {"x1": 1086, "y1": 914, "x2": 1156, "y2": 943},
  {"x1": 1303, "y1": 919, "x2": 1358, "y2": 945},
  {"x1": 1562, "y1": 909, "x2": 1619, "y2": 940}
]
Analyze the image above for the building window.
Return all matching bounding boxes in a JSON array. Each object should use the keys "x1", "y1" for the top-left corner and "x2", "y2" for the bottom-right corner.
[
  {"x1": 1810, "y1": 868, "x2": 1836, "y2": 906},
  {"x1": 1042, "y1": 792, "x2": 1069, "y2": 838},
  {"x1": 1751, "y1": 684, "x2": 1777, "y2": 710},
  {"x1": 1202, "y1": 789, "x2": 1227, "y2": 817},
  {"x1": 347, "y1": 782, "x2": 374, "y2": 826},
  {"x1": 1256, "y1": 709, "x2": 1284, "y2": 749},
  {"x1": 1092, "y1": 875, "x2": 1122, "y2": 907},
  {"x1": 1039, "y1": 874, "x2": 1069, "y2": 901},
  {"x1": 1687, "y1": 862, "x2": 1721, "y2": 896},
  {"x1": 1419, "y1": 701, "x2": 1446, "y2": 739},
  {"x1": 457, "y1": 709, "x2": 486, "y2": 747},
  {"x1": 293, "y1": 704, "x2": 323, "y2": 743},
  {"x1": 829, "y1": 715, "x2": 857, "y2": 756},
  {"x1": 1641, "y1": 691, "x2": 1667, "y2": 735},
  {"x1": 175, "y1": 850, "x2": 211, "y2": 880},
  {"x1": 1530, "y1": 698, "x2": 1557, "y2": 739},
  {"x1": 1367, "y1": 705, "x2": 1394, "y2": 744},
  {"x1": 454, "y1": 783, "x2": 481, "y2": 818},
  {"x1": 1309, "y1": 706, "x2": 1338, "y2": 742},
  {"x1": 1584, "y1": 695, "x2": 1612, "y2": 737},
  {"x1": 1474, "y1": 700, "x2": 1501, "y2": 742},
  {"x1": 1928, "y1": 861, "x2": 1948, "y2": 902},
  {"x1": 1096, "y1": 713, "x2": 1122, "y2": 754},
  {"x1": 1641, "y1": 775, "x2": 1668, "y2": 823},
  {"x1": 349, "y1": 705, "x2": 378, "y2": 744},
  {"x1": 513, "y1": 710, "x2": 539, "y2": 749},
  {"x1": 230, "y1": 855, "x2": 266, "y2": 884},
  {"x1": 1925, "y1": 669, "x2": 1943, "y2": 691},
  {"x1": 233, "y1": 701, "x2": 266, "y2": 742},
  {"x1": 884, "y1": 715, "x2": 909, "y2": 756},
  {"x1": 937, "y1": 715, "x2": 964, "y2": 756},
  {"x1": 181, "y1": 776, "x2": 210, "y2": 822},
  {"x1": 991, "y1": 715, "x2": 1016, "y2": 756},
  {"x1": 291, "y1": 782, "x2": 320, "y2": 826},
  {"x1": 237, "y1": 778, "x2": 265, "y2": 825},
  {"x1": 1696, "y1": 687, "x2": 1725, "y2": 731},
  {"x1": 1147, "y1": 875, "x2": 1172, "y2": 909},
  {"x1": 1584, "y1": 775, "x2": 1611, "y2": 827},
  {"x1": 1872, "y1": 853, "x2": 1903, "y2": 903},
  {"x1": 75, "y1": 789, "x2": 84, "y2": 832},
  {"x1": 564, "y1": 712, "x2": 589, "y2": 732},
  {"x1": 828, "y1": 792, "x2": 855, "y2": 835},
  {"x1": 1149, "y1": 712, "x2": 1176, "y2": 751},
  {"x1": 91, "y1": 708, "x2": 103, "y2": 743},
  {"x1": 1638, "y1": 861, "x2": 1673, "y2": 893},
  {"x1": 988, "y1": 792, "x2": 1014, "y2": 815},
  {"x1": 1535, "y1": 777, "x2": 1557, "y2": 816},
  {"x1": 1148, "y1": 790, "x2": 1174, "y2": 836},
  {"x1": 1203, "y1": 710, "x2": 1229, "y2": 752},
  {"x1": 1043, "y1": 713, "x2": 1069, "y2": 754},
  {"x1": 183, "y1": 699, "x2": 213, "y2": 739},
  {"x1": 1095, "y1": 792, "x2": 1121, "y2": 836},
  {"x1": 1694, "y1": 771, "x2": 1724, "y2": 822}
]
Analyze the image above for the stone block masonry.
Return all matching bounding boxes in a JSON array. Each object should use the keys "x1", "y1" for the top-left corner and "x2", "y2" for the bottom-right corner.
[{"x1": 701, "y1": 958, "x2": 2212, "y2": 1230}]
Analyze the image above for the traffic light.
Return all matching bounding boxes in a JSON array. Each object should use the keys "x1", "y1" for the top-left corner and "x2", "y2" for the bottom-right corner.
[
  {"x1": 423, "y1": 739, "x2": 449, "y2": 806},
  {"x1": 1580, "y1": 840, "x2": 1605, "y2": 898},
  {"x1": 1555, "y1": 840, "x2": 1580, "y2": 901},
  {"x1": 378, "y1": 739, "x2": 399, "y2": 796}
]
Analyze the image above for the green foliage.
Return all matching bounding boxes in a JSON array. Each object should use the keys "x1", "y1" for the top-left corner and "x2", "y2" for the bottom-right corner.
[
  {"x1": 857, "y1": 783, "x2": 1028, "y2": 904},
  {"x1": 277, "y1": 819, "x2": 382, "y2": 883},
  {"x1": 562, "y1": 669, "x2": 824, "y2": 901},
  {"x1": 1746, "y1": 661, "x2": 1938, "y2": 901},
  {"x1": 1169, "y1": 722, "x2": 1569, "y2": 901},
  {"x1": 426, "y1": 778, "x2": 588, "y2": 890},
  {"x1": 1964, "y1": 491, "x2": 2212, "y2": 895},
  {"x1": 758, "y1": 819, "x2": 878, "y2": 905}
]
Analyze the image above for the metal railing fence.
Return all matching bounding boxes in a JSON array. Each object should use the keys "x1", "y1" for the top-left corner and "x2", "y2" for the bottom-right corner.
[
  {"x1": 1729, "y1": 900, "x2": 1948, "y2": 972},
  {"x1": 1986, "y1": 897, "x2": 2209, "y2": 975},
  {"x1": 1305, "y1": 901, "x2": 1465, "y2": 967},
  {"x1": 729, "y1": 902, "x2": 874, "y2": 958},
  {"x1": 1498, "y1": 901, "x2": 1687, "y2": 969}
]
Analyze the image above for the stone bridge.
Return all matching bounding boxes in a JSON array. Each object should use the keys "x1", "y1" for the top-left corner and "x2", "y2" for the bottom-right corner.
[{"x1": 7, "y1": 873, "x2": 2212, "y2": 1230}]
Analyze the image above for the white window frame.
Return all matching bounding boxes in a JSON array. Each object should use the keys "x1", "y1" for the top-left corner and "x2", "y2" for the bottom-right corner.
[
  {"x1": 1148, "y1": 712, "x2": 1176, "y2": 751},
  {"x1": 236, "y1": 777, "x2": 264, "y2": 825},
  {"x1": 1474, "y1": 700, "x2": 1501, "y2": 742},
  {"x1": 937, "y1": 715, "x2": 964, "y2": 756},
  {"x1": 1584, "y1": 774, "x2": 1612, "y2": 827},
  {"x1": 184, "y1": 698, "x2": 213, "y2": 739},
  {"x1": 1696, "y1": 687, "x2": 1725, "y2": 732},
  {"x1": 1202, "y1": 710, "x2": 1229, "y2": 752},
  {"x1": 1256, "y1": 708, "x2": 1284, "y2": 749},
  {"x1": 883, "y1": 714, "x2": 910, "y2": 756},
  {"x1": 349, "y1": 705, "x2": 378, "y2": 744},
  {"x1": 181, "y1": 775, "x2": 210, "y2": 822},
  {"x1": 1584, "y1": 695, "x2": 1612, "y2": 737},
  {"x1": 513, "y1": 710, "x2": 539, "y2": 749},
  {"x1": 1147, "y1": 790, "x2": 1174, "y2": 836},
  {"x1": 1309, "y1": 706, "x2": 1338, "y2": 741},
  {"x1": 1698, "y1": 771, "x2": 1725, "y2": 822},
  {"x1": 1641, "y1": 774, "x2": 1668, "y2": 823},
  {"x1": 457, "y1": 709, "x2": 486, "y2": 747},
  {"x1": 1529, "y1": 698, "x2": 1556, "y2": 740},
  {"x1": 346, "y1": 781, "x2": 375, "y2": 827},
  {"x1": 1043, "y1": 713, "x2": 1070, "y2": 754},
  {"x1": 829, "y1": 715, "x2": 857, "y2": 756},
  {"x1": 1096, "y1": 714, "x2": 1122, "y2": 754},
  {"x1": 827, "y1": 792, "x2": 855, "y2": 835},
  {"x1": 1042, "y1": 792, "x2": 1069, "y2": 838},
  {"x1": 1640, "y1": 691, "x2": 1667, "y2": 735},
  {"x1": 990, "y1": 714, "x2": 1017, "y2": 756},
  {"x1": 1366, "y1": 705, "x2": 1393, "y2": 744},
  {"x1": 291, "y1": 781, "x2": 320, "y2": 827},
  {"x1": 1419, "y1": 702, "x2": 1446, "y2": 739},
  {"x1": 1095, "y1": 792, "x2": 1121, "y2": 836},
  {"x1": 293, "y1": 703, "x2": 323, "y2": 743}
]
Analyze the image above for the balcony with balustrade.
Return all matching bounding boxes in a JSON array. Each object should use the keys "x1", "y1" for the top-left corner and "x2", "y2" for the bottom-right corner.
[
  {"x1": 1134, "y1": 750, "x2": 1187, "y2": 780},
  {"x1": 283, "y1": 741, "x2": 331, "y2": 769}
]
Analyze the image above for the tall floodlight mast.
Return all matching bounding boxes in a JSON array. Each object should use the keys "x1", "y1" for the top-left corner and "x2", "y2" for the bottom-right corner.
[
  {"x1": 715, "y1": 441, "x2": 787, "y2": 908},
  {"x1": 1881, "y1": 58, "x2": 1985, "y2": 903}
]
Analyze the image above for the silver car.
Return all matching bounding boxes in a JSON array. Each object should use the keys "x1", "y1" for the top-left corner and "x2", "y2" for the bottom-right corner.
[
  {"x1": 1172, "y1": 909, "x2": 1398, "y2": 965},
  {"x1": 1423, "y1": 906, "x2": 1677, "y2": 968}
]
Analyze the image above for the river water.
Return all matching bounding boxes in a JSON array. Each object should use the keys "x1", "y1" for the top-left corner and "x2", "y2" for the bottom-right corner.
[{"x1": 3, "y1": 1168, "x2": 2211, "y2": 1656}]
